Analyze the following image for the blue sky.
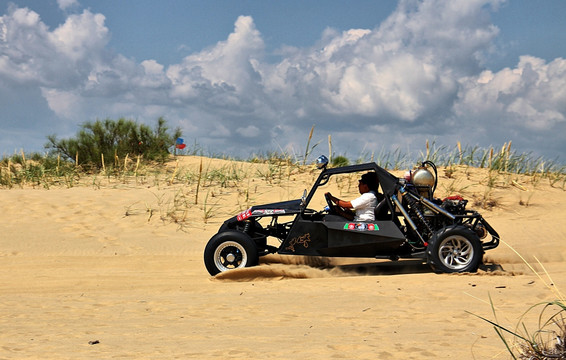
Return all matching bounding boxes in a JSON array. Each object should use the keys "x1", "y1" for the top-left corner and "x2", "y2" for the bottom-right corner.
[{"x1": 1, "y1": 0, "x2": 565, "y2": 162}]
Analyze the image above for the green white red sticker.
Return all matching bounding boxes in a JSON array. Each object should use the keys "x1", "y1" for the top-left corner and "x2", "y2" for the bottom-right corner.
[{"x1": 344, "y1": 223, "x2": 379, "y2": 231}]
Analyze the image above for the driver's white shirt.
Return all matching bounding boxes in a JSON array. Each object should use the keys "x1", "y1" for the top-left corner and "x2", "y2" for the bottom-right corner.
[{"x1": 350, "y1": 191, "x2": 377, "y2": 222}]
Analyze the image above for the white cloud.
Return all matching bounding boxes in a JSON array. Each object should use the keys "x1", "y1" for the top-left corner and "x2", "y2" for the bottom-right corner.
[
  {"x1": 57, "y1": 0, "x2": 79, "y2": 11},
  {"x1": 49, "y1": 10, "x2": 107, "y2": 62},
  {"x1": 455, "y1": 56, "x2": 566, "y2": 131},
  {"x1": 0, "y1": 6, "x2": 109, "y2": 88},
  {"x1": 41, "y1": 88, "x2": 83, "y2": 119},
  {"x1": 256, "y1": 0, "x2": 502, "y2": 126},
  {"x1": 167, "y1": 15, "x2": 264, "y2": 99}
]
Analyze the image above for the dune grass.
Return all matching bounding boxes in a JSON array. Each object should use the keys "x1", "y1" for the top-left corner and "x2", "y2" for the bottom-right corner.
[
  {"x1": 469, "y1": 242, "x2": 566, "y2": 359},
  {"x1": 2, "y1": 140, "x2": 565, "y2": 228},
  {"x1": 472, "y1": 296, "x2": 565, "y2": 359},
  {"x1": 3, "y1": 140, "x2": 564, "y2": 189}
]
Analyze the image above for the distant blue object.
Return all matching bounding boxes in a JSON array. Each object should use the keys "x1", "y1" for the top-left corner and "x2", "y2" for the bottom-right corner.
[{"x1": 176, "y1": 138, "x2": 184, "y2": 145}]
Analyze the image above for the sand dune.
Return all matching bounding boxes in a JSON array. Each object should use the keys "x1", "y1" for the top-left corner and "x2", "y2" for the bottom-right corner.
[{"x1": 1, "y1": 156, "x2": 565, "y2": 359}]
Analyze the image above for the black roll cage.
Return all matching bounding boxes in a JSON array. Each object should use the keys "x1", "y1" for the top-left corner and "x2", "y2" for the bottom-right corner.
[
  {"x1": 302, "y1": 162, "x2": 398, "y2": 211},
  {"x1": 301, "y1": 162, "x2": 499, "y2": 251}
]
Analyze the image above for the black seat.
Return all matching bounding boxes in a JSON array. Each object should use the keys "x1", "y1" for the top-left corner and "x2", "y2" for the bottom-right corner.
[{"x1": 374, "y1": 194, "x2": 390, "y2": 220}]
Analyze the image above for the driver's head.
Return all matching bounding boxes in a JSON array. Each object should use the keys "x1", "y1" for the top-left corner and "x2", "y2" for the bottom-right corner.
[{"x1": 359, "y1": 172, "x2": 379, "y2": 192}]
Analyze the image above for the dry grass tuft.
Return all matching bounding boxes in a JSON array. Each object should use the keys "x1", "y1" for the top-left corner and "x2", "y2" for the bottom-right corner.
[{"x1": 470, "y1": 241, "x2": 566, "y2": 359}]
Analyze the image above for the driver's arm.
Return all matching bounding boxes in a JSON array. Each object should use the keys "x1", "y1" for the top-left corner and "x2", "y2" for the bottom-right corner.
[{"x1": 326, "y1": 193, "x2": 353, "y2": 209}]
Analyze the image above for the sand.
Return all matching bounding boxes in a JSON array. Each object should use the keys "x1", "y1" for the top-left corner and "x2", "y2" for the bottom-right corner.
[{"x1": 1, "y1": 156, "x2": 565, "y2": 359}]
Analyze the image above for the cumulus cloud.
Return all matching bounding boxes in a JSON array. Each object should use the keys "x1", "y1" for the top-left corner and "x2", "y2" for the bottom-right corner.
[
  {"x1": 57, "y1": 0, "x2": 79, "y2": 11},
  {"x1": 167, "y1": 15, "x2": 264, "y2": 104},
  {"x1": 0, "y1": 0, "x2": 564, "y2": 160},
  {"x1": 275, "y1": 0, "x2": 500, "y2": 122},
  {"x1": 0, "y1": 6, "x2": 108, "y2": 88},
  {"x1": 452, "y1": 56, "x2": 566, "y2": 152},
  {"x1": 456, "y1": 56, "x2": 566, "y2": 130}
]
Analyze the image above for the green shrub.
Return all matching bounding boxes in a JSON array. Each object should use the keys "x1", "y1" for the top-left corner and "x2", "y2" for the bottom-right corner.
[
  {"x1": 45, "y1": 117, "x2": 181, "y2": 169},
  {"x1": 332, "y1": 155, "x2": 350, "y2": 167}
]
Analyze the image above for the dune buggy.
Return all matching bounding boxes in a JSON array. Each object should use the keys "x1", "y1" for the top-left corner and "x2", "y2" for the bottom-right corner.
[{"x1": 204, "y1": 155, "x2": 500, "y2": 276}]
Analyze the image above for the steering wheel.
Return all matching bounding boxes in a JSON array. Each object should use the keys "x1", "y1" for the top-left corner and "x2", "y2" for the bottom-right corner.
[{"x1": 324, "y1": 193, "x2": 338, "y2": 214}]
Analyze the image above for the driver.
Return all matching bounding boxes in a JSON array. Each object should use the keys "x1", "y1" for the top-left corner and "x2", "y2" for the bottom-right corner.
[{"x1": 325, "y1": 172, "x2": 380, "y2": 222}]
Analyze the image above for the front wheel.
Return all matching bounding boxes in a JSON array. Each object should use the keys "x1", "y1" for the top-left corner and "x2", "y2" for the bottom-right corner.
[
  {"x1": 204, "y1": 231, "x2": 259, "y2": 276},
  {"x1": 427, "y1": 226, "x2": 483, "y2": 273}
]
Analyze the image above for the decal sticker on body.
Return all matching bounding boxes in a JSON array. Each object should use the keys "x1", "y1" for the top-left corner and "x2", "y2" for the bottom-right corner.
[
  {"x1": 237, "y1": 208, "x2": 286, "y2": 221},
  {"x1": 252, "y1": 209, "x2": 286, "y2": 216},
  {"x1": 285, "y1": 233, "x2": 311, "y2": 252},
  {"x1": 344, "y1": 223, "x2": 379, "y2": 231},
  {"x1": 237, "y1": 208, "x2": 252, "y2": 221}
]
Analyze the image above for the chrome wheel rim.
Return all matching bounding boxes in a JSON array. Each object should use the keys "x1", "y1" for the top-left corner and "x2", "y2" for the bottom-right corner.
[
  {"x1": 213, "y1": 241, "x2": 247, "y2": 272},
  {"x1": 438, "y1": 235, "x2": 474, "y2": 270}
]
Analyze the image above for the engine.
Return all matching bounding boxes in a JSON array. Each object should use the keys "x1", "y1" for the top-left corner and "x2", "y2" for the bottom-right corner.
[
  {"x1": 401, "y1": 161, "x2": 482, "y2": 244},
  {"x1": 441, "y1": 195, "x2": 468, "y2": 215}
]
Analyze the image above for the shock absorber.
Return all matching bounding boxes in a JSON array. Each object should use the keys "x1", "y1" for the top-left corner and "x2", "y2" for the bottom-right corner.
[
  {"x1": 399, "y1": 186, "x2": 434, "y2": 236},
  {"x1": 243, "y1": 220, "x2": 253, "y2": 235},
  {"x1": 391, "y1": 194, "x2": 426, "y2": 246}
]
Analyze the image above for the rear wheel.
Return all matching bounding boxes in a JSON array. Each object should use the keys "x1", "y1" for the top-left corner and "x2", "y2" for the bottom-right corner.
[
  {"x1": 427, "y1": 226, "x2": 483, "y2": 273},
  {"x1": 204, "y1": 231, "x2": 259, "y2": 276}
]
